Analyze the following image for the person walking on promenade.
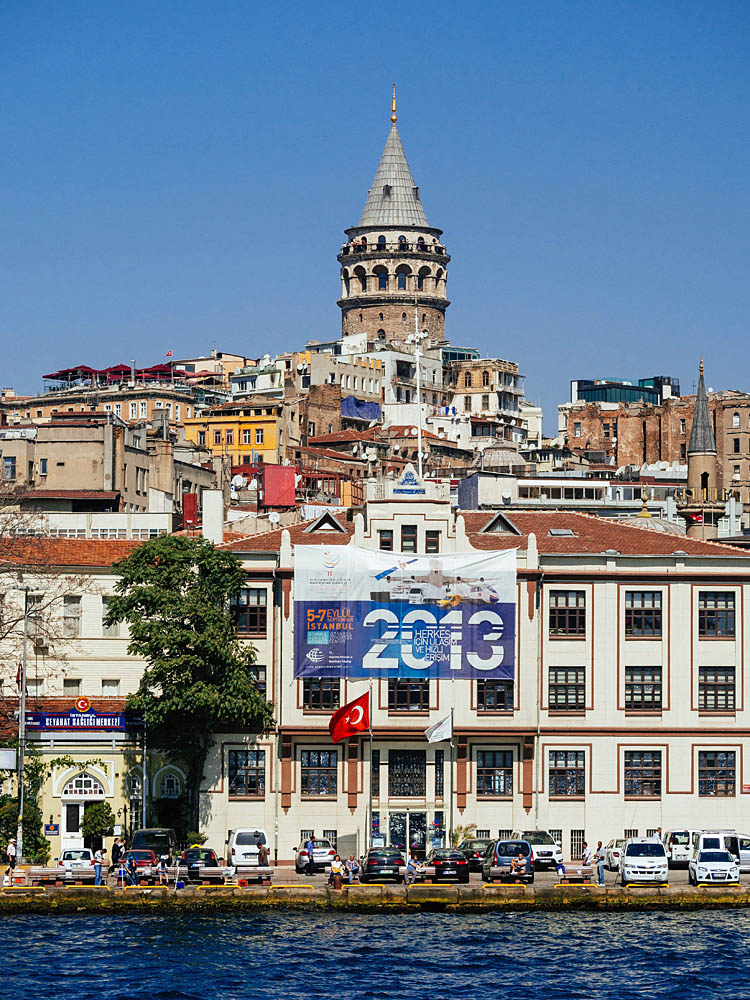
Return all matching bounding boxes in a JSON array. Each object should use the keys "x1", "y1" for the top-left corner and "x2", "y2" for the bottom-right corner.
[
  {"x1": 258, "y1": 841, "x2": 269, "y2": 868},
  {"x1": 652, "y1": 828, "x2": 662, "y2": 843},
  {"x1": 345, "y1": 854, "x2": 360, "y2": 884},
  {"x1": 110, "y1": 837, "x2": 121, "y2": 876},
  {"x1": 304, "y1": 836, "x2": 315, "y2": 876},
  {"x1": 594, "y1": 841, "x2": 606, "y2": 886},
  {"x1": 581, "y1": 841, "x2": 592, "y2": 865},
  {"x1": 5, "y1": 837, "x2": 17, "y2": 880},
  {"x1": 93, "y1": 846, "x2": 106, "y2": 886}
]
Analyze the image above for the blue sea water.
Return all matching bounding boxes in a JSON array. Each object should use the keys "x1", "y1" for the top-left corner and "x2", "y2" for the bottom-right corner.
[{"x1": 5, "y1": 910, "x2": 750, "y2": 1000}]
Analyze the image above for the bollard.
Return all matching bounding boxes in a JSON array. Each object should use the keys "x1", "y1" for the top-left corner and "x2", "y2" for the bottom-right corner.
[{"x1": 333, "y1": 874, "x2": 343, "y2": 891}]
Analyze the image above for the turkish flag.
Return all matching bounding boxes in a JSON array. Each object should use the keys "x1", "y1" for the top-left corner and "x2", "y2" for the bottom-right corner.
[
  {"x1": 165, "y1": 349, "x2": 173, "y2": 357},
  {"x1": 329, "y1": 692, "x2": 370, "y2": 743}
]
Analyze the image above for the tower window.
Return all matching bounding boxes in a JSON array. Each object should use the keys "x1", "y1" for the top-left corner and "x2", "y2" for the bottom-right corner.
[
  {"x1": 417, "y1": 236, "x2": 425, "y2": 247},
  {"x1": 401, "y1": 312, "x2": 407, "y2": 320},
  {"x1": 397, "y1": 273, "x2": 407, "y2": 290},
  {"x1": 398, "y1": 235, "x2": 407, "y2": 247},
  {"x1": 383, "y1": 185, "x2": 391, "y2": 196},
  {"x1": 378, "y1": 235, "x2": 386, "y2": 246},
  {"x1": 417, "y1": 274, "x2": 423, "y2": 290},
  {"x1": 379, "y1": 312, "x2": 384, "y2": 320},
  {"x1": 378, "y1": 273, "x2": 387, "y2": 290},
  {"x1": 377, "y1": 329, "x2": 386, "y2": 340},
  {"x1": 413, "y1": 186, "x2": 420, "y2": 201}
]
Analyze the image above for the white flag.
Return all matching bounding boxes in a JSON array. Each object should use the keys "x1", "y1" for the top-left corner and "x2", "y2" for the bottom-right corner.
[{"x1": 425, "y1": 715, "x2": 452, "y2": 744}]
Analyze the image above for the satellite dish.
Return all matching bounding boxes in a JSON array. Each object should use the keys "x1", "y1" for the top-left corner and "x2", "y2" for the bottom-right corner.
[
  {"x1": 296, "y1": 364, "x2": 304, "y2": 372},
  {"x1": 502, "y1": 488, "x2": 512, "y2": 500},
  {"x1": 268, "y1": 512, "x2": 280, "y2": 524},
  {"x1": 393, "y1": 445, "x2": 400, "y2": 453},
  {"x1": 411, "y1": 427, "x2": 418, "y2": 436}
]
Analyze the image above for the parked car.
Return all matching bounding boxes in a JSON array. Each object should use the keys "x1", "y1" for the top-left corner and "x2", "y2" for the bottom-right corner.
[
  {"x1": 424, "y1": 848, "x2": 470, "y2": 883},
  {"x1": 688, "y1": 849, "x2": 740, "y2": 886},
  {"x1": 130, "y1": 828, "x2": 177, "y2": 862},
  {"x1": 180, "y1": 847, "x2": 220, "y2": 882},
  {"x1": 457, "y1": 837, "x2": 494, "y2": 872},
  {"x1": 360, "y1": 847, "x2": 405, "y2": 883},
  {"x1": 663, "y1": 830, "x2": 700, "y2": 868},
  {"x1": 123, "y1": 849, "x2": 157, "y2": 870},
  {"x1": 510, "y1": 830, "x2": 563, "y2": 871},
  {"x1": 619, "y1": 839, "x2": 668, "y2": 887},
  {"x1": 739, "y1": 834, "x2": 750, "y2": 873},
  {"x1": 59, "y1": 848, "x2": 94, "y2": 871},
  {"x1": 691, "y1": 830, "x2": 741, "y2": 867},
  {"x1": 294, "y1": 837, "x2": 336, "y2": 874},
  {"x1": 604, "y1": 839, "x2": 625, "y2": 871},
  {"x1": 481, "y1": 839, "x2": 534, "y2": 884},
  {"x1": 230, "y1": 828, "x2": 270, "y2": 868}
]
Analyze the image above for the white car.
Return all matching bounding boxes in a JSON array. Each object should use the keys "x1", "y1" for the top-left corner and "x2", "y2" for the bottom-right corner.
[
  {"x1": 688, "y1": 849, "x2": 740, "y2": 886},
  {"x1": 59, "y1": 848, "x2": 93, "y2": 871},
  {"x1": 619, "y1": 838, "x2": 669, "y2": 886},
  {"x1": 605, "y1": 838, "x2": 625, "y2": 870},
  {"x1": 295, "y1": 838, "x2": 336, "y2": 874},
  {"x1": 510, "y1": 830, "x2": 563, "y2": 871}
]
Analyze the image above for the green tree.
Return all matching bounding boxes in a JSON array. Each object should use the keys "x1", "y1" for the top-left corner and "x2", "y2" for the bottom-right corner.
[
  {"x1": 81, "y1": 801, "x2": 115, "y2": 842},
  {"x1": 105, "y1": 534, "x2": 273, "y2": 829}
]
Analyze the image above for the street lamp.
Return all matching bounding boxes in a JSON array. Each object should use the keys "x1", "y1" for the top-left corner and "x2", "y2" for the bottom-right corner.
[{"x1": 15, "y1": 584, "x2": 30, "y2": 861}]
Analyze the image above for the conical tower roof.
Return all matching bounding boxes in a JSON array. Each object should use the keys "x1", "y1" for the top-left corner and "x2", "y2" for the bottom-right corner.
[
  {"x1": 688, "y1": 360, "x2": 716, "y2": 455},
  {"x1": 359, "y1": 121, "x2": 429, "y2": 228}
]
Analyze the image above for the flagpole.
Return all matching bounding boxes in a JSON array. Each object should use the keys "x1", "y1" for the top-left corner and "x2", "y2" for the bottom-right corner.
[{"x1": 368, "y1": 680, "x2": 373, "y2": 851}]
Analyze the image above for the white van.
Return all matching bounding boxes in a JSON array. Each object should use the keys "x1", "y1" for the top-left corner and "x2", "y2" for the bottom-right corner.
[
  {"x1": 229, "y1": 828, "x2": 269, "y2": 868},
  {"x1": 692, "y1": 830, "x2": 741, "y2": 866},
  {"x1": 663, "y1": 830, "x2": 701, "y2": 867},
  {"x1": 619, "y1": 838, "x2": 669, "y2": 886}
]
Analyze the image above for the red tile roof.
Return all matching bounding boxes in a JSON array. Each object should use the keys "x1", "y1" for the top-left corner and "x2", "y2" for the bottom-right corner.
[
  {"x1": 0, "y1": 537, "x2": 140, "y2": 567},
  {"x1": 221, "y1": 509, "x2": 746, "y2": 558}
]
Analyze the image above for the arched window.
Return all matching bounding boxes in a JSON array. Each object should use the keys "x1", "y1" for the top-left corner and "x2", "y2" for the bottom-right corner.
[
  {"x1": 398, "y1": 235, "x2": 407, "y2": 248},
  {"x1": 342, "y1": 269, "x2": 350, "y2": 296},
  {"x1": 361, "y1": 236, "x2": 367, "y2": 246},
  {"x1": 464, "y1": 371, "x2": 472, "y2": 388},
  {"x1": 377, "y1": 235, "x2": 386, "y2": 247},
  {"x1": 378, "y1": 273, "x2": 387, "y2": 290},
  {"x1": 63, "y1": 772, "x2": 105, "y2": 798},
  {"x1": 733, "y1": 412, "x2": 740, "y2": 428},
  {"x1": 160, "y1": 773, "x2": 181, "y2": 799},
  {"x1": 379, "y1": 312, "x2": 384, "y2": 320},
  {"x1": 397, "y1": 273, "x2": 407, "y2": 290},
  {"x1": 482, "y1": 370, "x2": 490, "y2": 387},
  {"x1": 417, "y1": 236, "x2": 425, "y2": 248},
  {"x1": 383, "y1": 185, "x2": 391, "y2": 196},
  {"x1": 401, "y1": 312, "x2": 407, "y2": 320},
  {"x1": 354, "y1": 267, "x2": 367, "y2": 292},
  {"x1": 377, "y1": 329, "x2": 386, "y2": 340},
  {"x1": 416, "y1": 274, "x2": 424, "y2": 290}
]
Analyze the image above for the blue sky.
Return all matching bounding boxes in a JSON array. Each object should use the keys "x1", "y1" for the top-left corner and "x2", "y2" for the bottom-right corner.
[{"x1": 1, "y1": 1, "x2": 748, "y2": 429}]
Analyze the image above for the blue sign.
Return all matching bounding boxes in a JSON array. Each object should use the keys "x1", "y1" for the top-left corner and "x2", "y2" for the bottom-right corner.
[
  {"x1": 44, "y1": 824, "x2": 60, "y2": 836},
  {"x1": 294, "y1": 545, "x2": 516, "y2": 679},
  {"x1": 25, "y1": 709, "x2": 130, "y2": 731}
]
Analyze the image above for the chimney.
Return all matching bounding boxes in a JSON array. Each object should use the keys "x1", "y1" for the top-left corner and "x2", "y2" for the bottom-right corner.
[{"x1": 201, "y1": 489, "x2": 224, "y2": 544}]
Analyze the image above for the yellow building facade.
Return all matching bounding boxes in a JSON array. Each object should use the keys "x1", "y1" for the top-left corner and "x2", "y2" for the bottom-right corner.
[{"x1": 184, "y1": 399, "x2": 283, "y2": 465}]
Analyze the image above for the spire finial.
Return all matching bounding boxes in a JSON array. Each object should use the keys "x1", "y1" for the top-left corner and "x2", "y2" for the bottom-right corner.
[
  {"x1": 700, "y1": 357, "x2": 704, "y2": 377},
  {"x1": 391, "y1": 84, "x2": 397, "y2": 124}
]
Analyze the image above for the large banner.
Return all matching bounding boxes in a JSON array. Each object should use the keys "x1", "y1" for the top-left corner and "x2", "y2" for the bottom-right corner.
[{"x1": 293, "y1": 544, "x2": 516, "y2": 679}]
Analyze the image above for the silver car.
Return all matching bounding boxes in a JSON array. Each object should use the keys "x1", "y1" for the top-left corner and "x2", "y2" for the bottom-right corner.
[{"x1": 295, "y1": 838, "x2": 336, "y2": 874}]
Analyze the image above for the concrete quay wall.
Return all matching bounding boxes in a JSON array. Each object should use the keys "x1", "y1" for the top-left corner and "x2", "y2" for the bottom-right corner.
[{"x1": 1, "y1": 884, "x2": 749, "y2": 914}]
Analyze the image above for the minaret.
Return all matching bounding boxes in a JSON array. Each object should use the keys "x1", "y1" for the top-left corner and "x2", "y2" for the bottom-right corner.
[
  {"x1": 337, "y1": 86, "x2": 450, "y2": 346},
  {"x1": 678, "y1": 360, "x2": 723, "y2": 538}
]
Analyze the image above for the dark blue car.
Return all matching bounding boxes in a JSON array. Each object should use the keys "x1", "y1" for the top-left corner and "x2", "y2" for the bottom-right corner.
[{"x1": 481, "y1": 839, "x2": 534, "y2": 884}]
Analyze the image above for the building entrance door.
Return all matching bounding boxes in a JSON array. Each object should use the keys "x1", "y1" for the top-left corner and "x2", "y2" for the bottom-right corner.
[
  {"x1": 388, "y1": 811, "x2": 428, "y2": 859},
  {"x1": 61, "y1": 801, "x2": 84, "y2": 853}
]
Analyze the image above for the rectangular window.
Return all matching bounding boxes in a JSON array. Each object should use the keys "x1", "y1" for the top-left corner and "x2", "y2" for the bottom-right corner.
[
  {"x1": 549, "y1": 750, "x2": 585, "y2": 797},
  {"x1": 603, "y1": 422, "x2": 610, "y2": 438},
  {"x1": 213, "y1": 430, "x2": 222, "y2": 445},
  {"x1": 63, "y1": 678, "x2": 81, "y2": 696},
  {"x1": 63, "y1": 596, "x2": 82, "y2": 637},
  {"x1": 680, "y1": 419, "x2": 686, "y2": 435},
  {"x1": 371, "y1": 749, "x2": 380, "y2": 798},
  {"x1": 300, "y1": 828, "x2": 315, "y2": 842},
  {"x1": 388, "y1": 678, "x2": 429, "y2": 712},
  {"x1": 242, "y1": 429, "x2": 251, "y2": 445},
  {"x1": 498, "y1": 828, "x2": 513, "y2": 840},
  {"x1": 624, "y1": 828, "x2": 639, "y2": 840},
  {"x1": 734, "y1": 438, "x2": 740, "y2": 453},
  {"x1": 435, "y1": 749, "x2": 444, "y2": 799},
  {"x1": 27, "y1": 677, "x2": 43, "y2": 696},
  {"x1": 255, "y1": 428, "x2": 264, "y2": 444},
  {"x1": 198, "y1": 431, "x2": 206, "y2": 447},
  {"x1": 249, "y1": 664, "x2": 266, "y2": 699},
  {"x1": 140, "y1": 401, "x2": 147, "y2": 417},
  {"x1": 231, "y1": 588, "x2": 268, "y2": 634},
  {"x1": 549, "y1": 828, "x2": 562, "y2": 849},
  {"x1": 101, "y1": 679, "x2": 120, "y2": 696},
  {"x1": 698, "y1": 667, "x2": 736, "y2": 711},
  {"x1": 129, "y1": 402, "x2": 138, "y2": 418},
  {"x1": 698, "y1": 592, "x2": 735, "y2": 637},
  {"x1": 400, "y1": 525, "x2": 418, "y2": 553},
  {"x1": 228, "y1": 749, "x2": 266, "y2": 797},
  {"x1": 302, "y1": 678, "x2": 340, "y2": 711},
  {"x1": 548, "y1": 667, "x2": 585, "y2": 712},
  {"x1": 476, "y1": 750, "x2": 513, "y2": 796},
  {"x1": 624, "y1": 750, "x2": 661, "y2": 797},
  {"x1": 388, "y1": 749, "x2": 426, "y2": 797},
  {"x1": 114, "y1": 403, "x2": 121, "y2": 417},
  {"x1": 301, "y1": 750, "x2": 337, "y2": 796},
  {"x1": 698, "y1": 750, "x2": 735, "y2": 796},
  {"x1": 2, "y1": 457, "x2": 16, "y2": 481},
  {"x1": 549, "y1": 590, "x2": 586, "y2": 636},
  {"x1": 39, "y1": 458, "x2": 48, "y2": 476},
  {"x1": 101, "y1": 597, "x2": 120, "y2": 637},
  {"x1": 624, "y1": 666, "x2": 662, "y2": 711},
  {"x1": 225, "y1": 429, "x2": 234, "y2": 445},
  {"x1": 570, "y1": 829, "x2": 585, "y2": 860},
  {"x1": 625, "y1": 591, "x2": 662, "y2": 637},
  {"x1": 323, "y1": 829, "x2": 337, "y2": 849},
  {"x1": 425, "y1": 530, "x2": 440, "y2": 554},
  {"x1": 680, "y1": 443, "x2": 686, "y2": 461},
  {"x1": 477, "y1": 679, "x2": 514, "y2": 712},
  {"x1": 378, "y1": 530, "x2": 393, "y2": 551},
  {"x1": 573, "y1": 422, "x2": 582, "y2": 438},
  {"x1": 464, "y1": 395, "x2": 471, "y2": 411},
  {"x1": 481, "y1": 394, "x2": 490, "y2": 410}
]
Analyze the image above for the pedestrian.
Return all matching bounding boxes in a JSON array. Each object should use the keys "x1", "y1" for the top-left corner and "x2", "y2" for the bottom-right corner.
[
  {"x1": 5, "y1": 837, "x2": 17, "y2": 878},
  {"x1": 257, "y1": 841, "x2": 269, "y2": 867},
  {"x1": 594, "y1": 841, "x2": 606, "y2": 886},
  {"x1": 304, "y1": 836, "x2": 315, "y2": 876},
  {"x1": 345, "y1": 854, "x2": 360, "y2": 884},
  {"x1": 110, "y1": 836, "x2": 121, "y2": 875},
  {"x1": 157, "y1": 855, "x2": 168, "y2": 885},
  {"x1": 581, "y1": 841, "x2": 592, "y2": 867},
  {"x1": 126, "y1": 854, "x2": 139, "y2": 886},
  {"x1": 93, "y1": 846, "x2": 106, "y2": 886},
  {"x1": 405, "y1": 853, "x2": 419, "y2": 886},
  {"x1": 652, "y1": 827, "x2": 663, "y2": 843}
]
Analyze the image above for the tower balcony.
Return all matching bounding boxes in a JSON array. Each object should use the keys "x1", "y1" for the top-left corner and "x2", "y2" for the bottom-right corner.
[
  {"x1": 337, "y1": 293, "x2": 451, "y2": 311},
  {"x1": 338, "y1": 241, "x2": 450, "y2": 264}
]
